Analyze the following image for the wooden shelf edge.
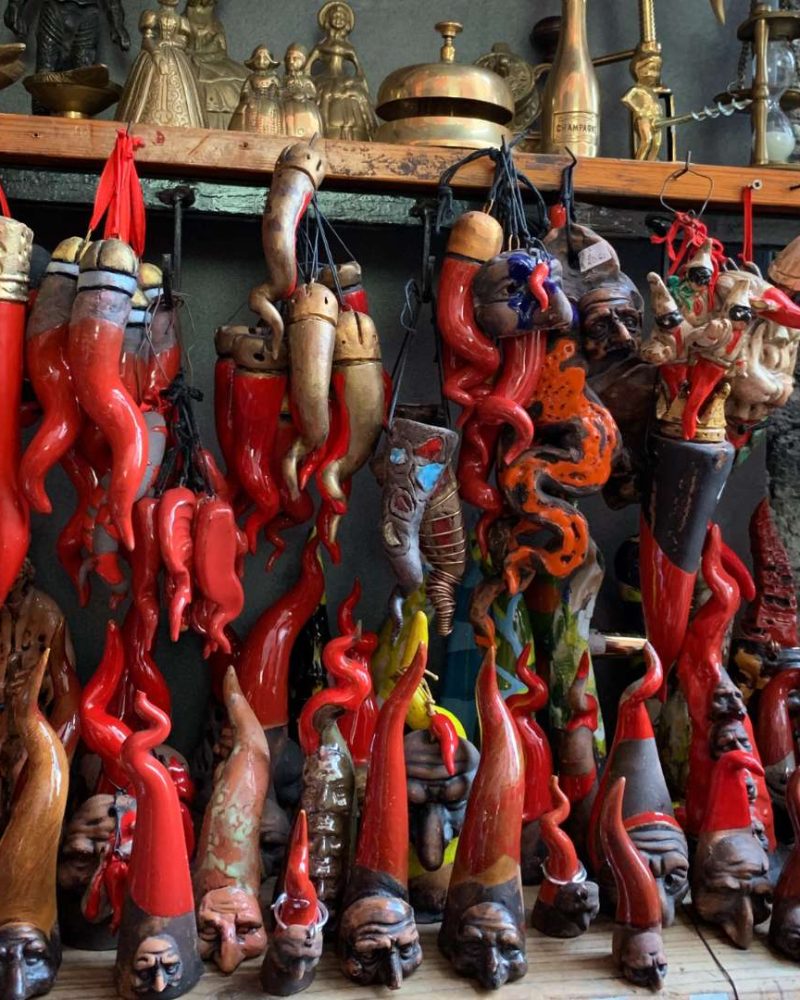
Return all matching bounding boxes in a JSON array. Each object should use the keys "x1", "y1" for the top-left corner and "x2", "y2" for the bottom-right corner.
[{"x1": 0, "y1": 113, "x2": 799, "y2": 213}]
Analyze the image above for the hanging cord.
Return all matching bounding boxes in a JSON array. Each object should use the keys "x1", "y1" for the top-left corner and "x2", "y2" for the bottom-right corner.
[
  {"x1": 387, "y1": 277, "x2": 423, "y2": 427},
  {"x1": 154, "y1": 372, "x2": 213, "y2": 497}
]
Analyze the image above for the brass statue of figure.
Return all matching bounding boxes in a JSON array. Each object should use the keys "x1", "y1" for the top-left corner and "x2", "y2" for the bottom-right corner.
[
  {"x1": 282, "y1": 43, "x2": 324, "y2": 140},
  {"x1": 306, "y1": 1, "x2": 377, "y2": 141},
  {"x1": 117, "y1": 0, "x2": 207, "y2": 128},
  {"x1": 183, "y1": 0, "x2": 247, "y2": 129},
  {"x1": 621, "y1": 41, "x2": 672, "y2": 161},
  {"x1": 228, "y1": 45, "x2": 282, "y2": 135}
]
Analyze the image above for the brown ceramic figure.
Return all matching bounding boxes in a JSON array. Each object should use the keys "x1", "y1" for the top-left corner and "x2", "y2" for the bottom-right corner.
[
  {"x1": 0, "y1": 651, "x2": 68, "y2": 1000},
  {"x1": 114, "y1": 692, "x2": 202, "y2": 1000},
  {"x1": 262, "y1": 810, "x2": 328, "y2": 995},
  {"x1": 531, "y1": 776, "x2": 599, "y2": 938},
  {"x1": 769, "y1": 767, "x2": 800, "y2": 959},
  {"x1": 691, "y1": 750, "x2": 772, "y2": 949},
  {"x1": 439, "y1": 633, "x2": 528, "y2": 991},
  {"x1": 337, "y1": 621, "x2": 428, "y2": 989},
  {"x1": 587, "y1": 643, "x2": 689, "y2": 926},
  {"x1": 193, "y1": 667, "x2": 270, "y2": 974},
  {"x1": 600, "y1": 778, "x2": 667, "y2": 991},
  {"x1": 405, "y1": 727, "x2": 479, "y2": 922},
  {"x1": 755, "y1": 668, "x2": 800, "y2": 810}
]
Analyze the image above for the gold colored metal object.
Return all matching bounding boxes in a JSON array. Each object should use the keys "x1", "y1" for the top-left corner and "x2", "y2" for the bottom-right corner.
[
  {"x1": 23, "y1": 64, "x2": 122, "y2": 118},
  {"x1": 0, "y1": 216, "x2": 33, "y2": 303},
  {"x1": 183, "y1": 0, "x2": 247, "y2": 130},
  {"x1": 228, "y1": 46, "x2": 282, "y2": 135},
  {"x1": 306, "y1": 1, "x2": 376, "y2": 141},
  {"x1": 281, "y1": 43, "x2": 324, "y2": 140},
  {"x1": 656, "y1": 382, "x2": 730, "y2": 443},
  {"x1": 540, "y1": 0, "x2": 600, "y2": 157},
  {"x1": 474, "y1": 43, "x2": 545, "y2": 150},
  {"x1": 376, "y1": 21, "x2": 513, "y2": 149},
  {"x1": 117, "y1": 0, "x2": 207, "y2": 129},
  {"x1": 710, "y1": 0, "x2": 726, "y2": 24},
  {"x1": 620, "y1": 1, "x2": 676, "y2": 160},
  {"x1": 737, "y1": 5, "x2": 800, "y2": 166},
  {"x1": 0, "y1": 43, "x2": 24, "y2": 92}
]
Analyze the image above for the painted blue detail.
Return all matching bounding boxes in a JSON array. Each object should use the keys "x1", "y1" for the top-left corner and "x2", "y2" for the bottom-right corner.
[
  {"x1": 389, "y1": 447, "x2": 406, "y2": 465},
  {"x1": 504, "y1": 250, "x2": 554, "y2": 332},
  {"x1": 416, "y1": 462, "x2": 445, "y2": 492}
]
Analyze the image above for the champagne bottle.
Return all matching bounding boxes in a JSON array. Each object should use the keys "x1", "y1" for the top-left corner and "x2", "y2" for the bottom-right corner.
[{"x1": 540, "y1": 0, "x2": 600, "y2": 157}]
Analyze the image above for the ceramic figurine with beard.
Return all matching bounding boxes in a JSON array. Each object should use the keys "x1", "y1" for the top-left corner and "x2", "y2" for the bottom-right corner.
[
  {"x1": 691, "y1": 749, "x2": 772, "y2": 949},
  {"x1": 193, "y1": 668, "x2": 269, "y2": 974},
  {"x1": 532, "y1": 776, "x2": 599, "y2": 938},
  {"x1": 439, "y1": 630, "x2": 528, "y2": 991},
  {"x1": 600, "y1": 777, "x2": 668, "y2": 991},
  {"x1": 0, "y1": 651, "x2": 68, "y2": 1000},
  {"x1": 405, "y1": 724, "x2": 479, "y2": 922},
  {"x1": 588, "y1": 643, "x2": 689, "y2": 927},
  {"x1": 114, "y1": 693, "x2": 202, "y2": 999},
  {"x1": 337, "y1": 619, "x2": 427, "y2": 988},
  {"x1": 769, "y1": 767, "x2": 800, "y2": 959},
  {"x1": 262, "y1": 810, "x2": 328, "y2": 995}
]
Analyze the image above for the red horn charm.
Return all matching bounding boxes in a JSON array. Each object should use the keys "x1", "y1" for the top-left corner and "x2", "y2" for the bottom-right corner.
[
  {"x1": 770, "y1": 768, "x2": 800, "y2": 959},
  {"x1": 600, "y1": 778, "x2": 667, "y2": 991}
]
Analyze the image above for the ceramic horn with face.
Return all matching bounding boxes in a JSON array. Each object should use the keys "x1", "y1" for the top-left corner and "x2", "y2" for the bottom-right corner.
[
  {"x1": 337, "y1": 616, "x2": 428, "y2": 989},
  {"x1": 193, "y1": 667, "x2": 270, "y2": 974},
  {"x1": 588, "y1": 643, "x2": 689, "y2": 926},
  {"x1": 769, "y1": 768, "x2": 800, "y2": 960},
  {"x1": 115, "y1": 693, "x2": 202, "y2": 1000},
  {"x1": 0, "y1": 651, "x2": 68, "y2": 1000},
  {"x1": 439, "y1": 634, "x2": 528, "y2": 990}
]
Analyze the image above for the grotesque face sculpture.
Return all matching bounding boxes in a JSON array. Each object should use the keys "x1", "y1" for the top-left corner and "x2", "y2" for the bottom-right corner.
[
  {"x1": 301, "y1": 744, "x2": 353, "y2": 904},
  {"x1": 613, "y1": 927, "x2": 667, "y2": 990},
  {"x1": 727, "y1": 319, "x2": 800, "y2": 426},
  {"x1": 710, "y1": 720, "x2": 753, "y2": 759},
  {"x1": 473, "y1": 250, "x2": 571, "y2": 339},
  {"x1": 709, "y1": 681, "x2": 746, "y2": 723},
  {"x1": 262, "y1": 922, "x2": 325, "y2": 995},
  {"x1": 533, "y1": 879, "x2": 600, "y2": 938},
  {"x1": 771, "y1": 902, "x2": 800, "y2": 960},
  {"x1": 197, "y1": 886, "x2": 266, "y2": 974},
  {"x1": 0, "y1": 923, "x2": 60, "y2": 1000},
  {"x1": 692, "y1": 832, "x2": 772, "y2": 948},
  {"x1": 339, "y1": 895, "x2": 422, "y2": 989},
  {"x1": 131, "y1": 935, "x2": 183, "y2": 995},
  {"x1": 405, "y1": 731, "x2": 478, "y2": 873},
  {"x1": 578, "y1": 281, "x2": 643, "y2": 364},
  {"x1": 451, "y1": 902, "x2": 527, "y2": 990},
  {"x1": 57, "y1": 794, "x2": 120, "y2": 893}
]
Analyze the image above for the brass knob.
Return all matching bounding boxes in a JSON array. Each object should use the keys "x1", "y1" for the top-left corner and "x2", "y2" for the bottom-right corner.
[{"x1": 435, "y1": 20, "x2": 463, "y2": 64}]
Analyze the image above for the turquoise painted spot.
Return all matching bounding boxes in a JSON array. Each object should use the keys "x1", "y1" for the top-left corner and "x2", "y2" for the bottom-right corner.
[
  {"x1": 390, "y1": 447, "x2": 406, "y2": 464},
  {"x1": 416, "y1": 463, "x2": 444, "y2": 491}
]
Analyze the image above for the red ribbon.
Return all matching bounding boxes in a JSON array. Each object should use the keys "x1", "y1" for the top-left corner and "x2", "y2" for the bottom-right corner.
[
  {"x1": 740, "y1": 185, "x2": 754, "y2": 265},
  {"x1": 89, "y1": 129, "x2": 146, "y2": 256}
]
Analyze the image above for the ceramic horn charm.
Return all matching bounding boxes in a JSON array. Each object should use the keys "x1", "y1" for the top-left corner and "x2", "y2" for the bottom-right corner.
[
  {"x1": 115, "y1": 693, "x2": 202, "y2": 1000},
  {"x1": 769, "y1": 768, "x2": 800, "y2": 959},
  {"x1": 0, "y1": 651, "x2": 68, "y2": 1000},
  {"x1": 600, "y1": 777, "x2": 667, "y2": 991},
  {"x1": 532, "y1": 777, "x2": 599, "y2": 938},
  {"x1": 193, "y1": 667, "x2": 270, "y2": 974},
  {"x1": 262, "y1": 811, "x2": 328, "y2": 995},
  {"x1": 337, "y1": 616, "x2": 428, "y2": 988},
  {"x1": 439, "y1": 632, "x2": 528, "y2": 990},
  {"x1": 249, "y1": 137, "x2": 327, "y2": 352}
]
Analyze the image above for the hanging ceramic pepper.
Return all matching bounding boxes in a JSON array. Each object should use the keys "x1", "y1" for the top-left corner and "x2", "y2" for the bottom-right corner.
[
  {"x1": 587, "y1": 643, "x2": 689, "y2": 926},
  {"x1": 769, "y1": 768, "x2": 800, "y2": 959},
  {"x1": 337, "y1": 619, "x2": 428, "y2": 989},
  {"x1": 0, "y1": 651, "x2": 68, "y2": 1000},
  {"x1": 0, "y1": 207, "x2": 33, "y2": 608},
  {"x1": 600, "y1": 777, "x2": 667, "y2": 991},
  {"x1": 262, "y1": 810, "x2": 328, "y2": 995},
  {"x1": 439, "y1": 629, "x2": 528, "y2": 991},
  {"x1": 531, "y1": 776, "x2": 599, "y2": 938},
  {"x1": 193, "y1": 668, "x2": 270, "y2": 974},
  {"x1": 114, "y1": 693, "x2": 202, "y2": 1000}
]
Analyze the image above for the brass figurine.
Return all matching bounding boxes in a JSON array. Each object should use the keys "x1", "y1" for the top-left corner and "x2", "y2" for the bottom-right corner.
[
  {"x1": 228, "y1": 46, "x2": 282, "y2": 135},
  {"x1": 622, "y1": 40, "x2": 671, "y2": 160},
  {"x1": 183, "y1": 0, "x2": 247, "y2": 129},
  {"x1": 282, "y1": 44, "x2": 324, "y2": 140},
  {"x1": 116, "y1": 0, "x2": 207, "y2": 129},
  {"x1": 306, "y1": 1, "x2": 377, "y2": 141}
]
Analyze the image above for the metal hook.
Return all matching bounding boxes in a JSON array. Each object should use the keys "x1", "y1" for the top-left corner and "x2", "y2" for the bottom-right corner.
[{"x1": 658, "y1": 149, "x2": 715, "y2": 220}]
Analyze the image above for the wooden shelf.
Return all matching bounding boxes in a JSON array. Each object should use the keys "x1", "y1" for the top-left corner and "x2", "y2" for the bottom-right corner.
[
  {"x1": 49, "y1": 891, "x2": 800, "y2": 999},
  {"x1": 1, "y1": 113, "x2": 799, "y2": 214}
]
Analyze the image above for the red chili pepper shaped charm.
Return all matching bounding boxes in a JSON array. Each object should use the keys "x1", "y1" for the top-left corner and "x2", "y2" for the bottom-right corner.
[
  {"x1": 321, "y1": 260, "x2": 370, "y2": 314},
  {"x1": 334, "y1": 581, "x2": 380, "y2": 765},
  {"x1": 239, "y1": 535, "x2": 325, "y2": 729},
  {"x1": 131, "y1": 496, "x2": 163, "y2": 653},
  {"x1": 119, "y1": 604, "x2": 172, "y2": 724},
  {"x1": 264, "y1": 399, "x2": 315, "y2": 569},
  {"x1": 193, "y1": 496, "x2": 247, "y2": 655},
  {"x1": 214, "y1": 326, "x2": 241, "y2": 496},
  {"x1": 249, "y1": 137, "x2": 327, "y2": 352},
  {"x1": 0, "y1": 215, "x2": 33, "y2": 608},
  {"x1": 57, "y1": 448, "x2": 98, "y2": 606},
  {"x1": 138, "y1": 262, "x2": 182, "y2": 408},
  {"x1": 67, "y1": 239, "x2": 145, "y2": 551},
  {"x1": 79, "y1": 620, "x2": 132, "y2": 792},
  {"x1": 157, "y1": 486, "x2": 197, "y2": 642},
  {"x1": 436, "y1": 211, "x2": 504, "y2": 410},
  {"x1": 507, "y1": 644, "x2": 553, "y2": 824},
  {"x1": 20, "y1": 236, "x2": 84, "y2": 514}
]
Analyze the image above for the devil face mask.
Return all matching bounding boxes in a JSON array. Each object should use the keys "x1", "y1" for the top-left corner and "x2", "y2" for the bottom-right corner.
[
  {"x1": 131, "y1": 935, "x2": 184, "y2": 996},
  {"x1": 301, "y1": 744, "x2": 353, "y2": 901},
  {"x1": 451, "y1": 903, "x2": 527, "y2": 991},
  {"x1": 0, "y1": 924, "x2": 60, "y2": 1000},
  {"x1": 263, "y1": 923, "x2": 324, "y2": 993},
  {"x1": 338, "y1": 895, "x2": 422, "y2": 989},
  {"x1": 727, "y1": 319, "x2": 799, "y2": 425},
  {"x1": 58, "y1": 794, "x2": 121, "y2": 893},
  {"x1": 197, "y1": 887, "x2": 266, "y2": 974},
  {"x1": 473, "y1": 250, "x2": 570, "y2": 338}
]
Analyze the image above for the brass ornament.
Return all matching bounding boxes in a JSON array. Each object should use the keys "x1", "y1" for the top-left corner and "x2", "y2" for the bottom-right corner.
[
  {"x1": 0, "y1": 42, "x2": 24, "y2": 91},
  {"x1": 23, "y1": 64, "x2": 122, "y2": 119},
  {"x1": 0, "y1": 215, "x2": 32, "y2": 304},
  {"x1": 474, "y1": 42, "x2": 544, "y2": 149},
  {"x1": 183, "y1": 0, "x2": 247, "y2": 130},
  {"x1": 228, "y1": 46, "x2": 282, "y2": 135}
]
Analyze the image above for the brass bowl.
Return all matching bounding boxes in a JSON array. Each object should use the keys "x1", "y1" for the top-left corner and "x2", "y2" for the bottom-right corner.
[
  {"x1": 0, "y1": 43, "x2": 25, "y2": 92},
  {"x1": 24, "y1": 66, "x2": 122, "y2": 118}
]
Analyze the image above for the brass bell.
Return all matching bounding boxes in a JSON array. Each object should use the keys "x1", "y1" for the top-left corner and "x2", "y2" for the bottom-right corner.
[{"x1": 376, "y1": 21, "x2": 514, "y2": 148}]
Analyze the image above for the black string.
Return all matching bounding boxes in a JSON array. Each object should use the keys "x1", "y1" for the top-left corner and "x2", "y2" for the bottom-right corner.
[
  {"x1": 387, "y1": 277, "x2": 422, "y2": 427},
  {"x1": 154, "y1": 371, "x2": 213, "y2": 496}
]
